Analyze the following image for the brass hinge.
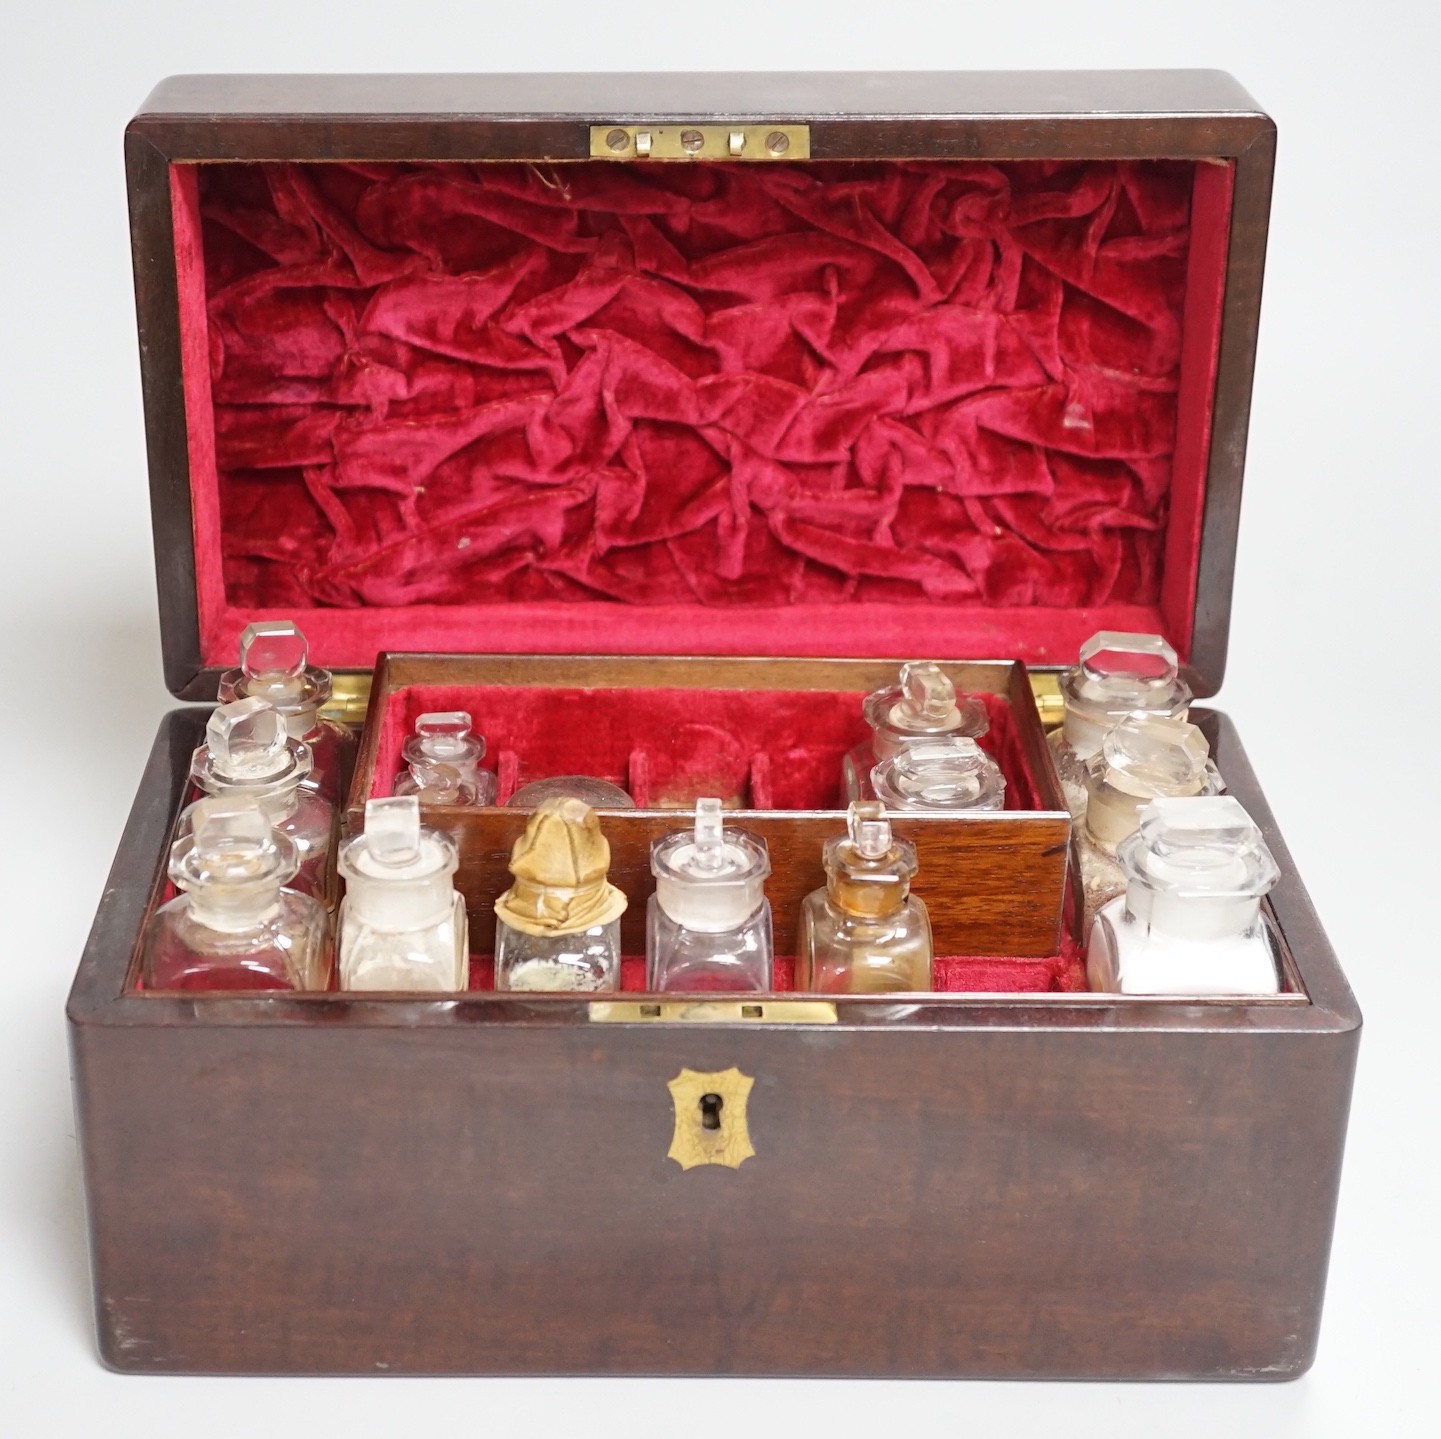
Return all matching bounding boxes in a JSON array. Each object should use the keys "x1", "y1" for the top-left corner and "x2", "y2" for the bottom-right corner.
[
  {"x1": 1029, "y1": 670, "x2": 1065, "y2": 731},
  {"x1": 590, "y1": 124, "x2": 809, "y2": 161},
  {"x1": 321, "y1": 672, "x2": 373, "y2": 727}
]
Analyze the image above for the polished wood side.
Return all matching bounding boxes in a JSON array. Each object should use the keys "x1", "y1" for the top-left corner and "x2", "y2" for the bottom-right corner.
[{"x1": 67, "y1": 706, "x2": 1358, "y2": 1378}]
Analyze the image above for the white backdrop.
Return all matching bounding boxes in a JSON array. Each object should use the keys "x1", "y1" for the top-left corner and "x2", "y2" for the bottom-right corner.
[{"x1": 3, "y1": 3, "x2": 1436, "y2": 1434}]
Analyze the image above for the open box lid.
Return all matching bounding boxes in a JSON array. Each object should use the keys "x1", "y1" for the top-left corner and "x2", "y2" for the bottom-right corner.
[{"x1": 126, "y1": 71, "x2": 1273, "y2": 701}]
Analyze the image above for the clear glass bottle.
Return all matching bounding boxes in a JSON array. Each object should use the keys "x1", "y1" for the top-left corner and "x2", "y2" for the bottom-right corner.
[
  {"x1": 393, "y1": 711, "x2": 496, "y2": 806},
  {"x1": 870, "y1": 737, "x2": 1006, "y2": 812},
  {"x1": 1048, "y1": 631, "x2": 1193, "y2": 817},
  {"x1": 507, "y1": 776, "x2": 635, "y2": 809},
  {"x1": 337, "y1": 796, "x2": 468, "y2": 992},
  {"x1": 842, "y1": 662, "x2": 989, "y2": 802},
  {"x1": 142, "y1": 795, "x2": 330, "y2": 992},
  {"x1": 493, "y1": 797, "x2": 627, "y2": 992},
  {"x1": 190, "y1": 696, "x2": 338, "y2": 909},
  {"x1": 218, "y1": 620, "x2": 356, "y2": 805},
  {"x1": 1087, "y1": 796, "x2": 1282, "y2": 995},
  {"x1": 798, "y1": 801, "x2": 933, "y2": 994},
  {"x1": 647, "y1": 799, "x2": 773, "y2": 992},
  {"x1": 1076, "y1": 713, "x2": 1222, "y2": 931}
]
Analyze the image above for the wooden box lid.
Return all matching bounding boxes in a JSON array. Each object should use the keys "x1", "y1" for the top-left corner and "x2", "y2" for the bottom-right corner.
[{"x1": 126, "y1": 71, "x2": 1273, "y2": 699}]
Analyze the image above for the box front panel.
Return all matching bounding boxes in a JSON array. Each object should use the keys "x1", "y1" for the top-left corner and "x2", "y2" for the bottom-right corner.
[{"x1": 75, "y1": 1011, "x2": 1354, "y2": 1377}]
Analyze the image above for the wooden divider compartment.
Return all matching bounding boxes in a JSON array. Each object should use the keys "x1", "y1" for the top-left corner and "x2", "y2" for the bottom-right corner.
[{"x1": 349, "y1": 654, "x2": 1070, "y2": 959}]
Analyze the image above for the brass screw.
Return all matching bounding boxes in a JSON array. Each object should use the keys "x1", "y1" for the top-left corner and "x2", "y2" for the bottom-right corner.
[
  {"x1": 766, "y1": 130, "x2": 790, "y2": 155},
  {"x1": 681, "y1": 128, "x2": 705, "y2": 153},
  {"x1": 606, "y1": 128, "x2": 630, "y2": 153}
]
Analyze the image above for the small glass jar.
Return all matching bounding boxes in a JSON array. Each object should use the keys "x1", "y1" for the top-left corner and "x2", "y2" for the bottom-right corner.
[
  {"x1": 647, "y1": 799, "x2": 773, "y2": 992},
  {"x1": 189, "y1": 697, "x2": 338, "y2": 909},
  {"x1": 1087, "y1": 796, "x2": 1281, "y2": 995},
  {"x1": 142, "y1": 796, "x2": 330, "y2": 992},
  {"x1": 337, "y1": 796, "x2": 468, "y2": 992},
  {"x1": 1076, "y1": 713, "x2": 1222, "y2": 931},
  {"x1": 507, "y1": 776, "x2": 635, "y2": 809},
  {"x1": 870, "y1": 737, "x2": 1005, "y2": 812},
  {"x1": 218, "y1": 620, "x2": 356, "y2": 805},
  {"x1": 842, "y1": 662, "x2": 989, "y2": 803},
  {"x1": 798, "y1": 802, "x2": 933, "y2": 994},
  {"x1": 1049, "y1": 631, "x2": 1192, "y2": 817},
  {"x1": 394, "y1": 711, "x2": 495, "y2": 806},
  {"x1": 493, "y1": 797, "x2": 627, "y2": 992}
]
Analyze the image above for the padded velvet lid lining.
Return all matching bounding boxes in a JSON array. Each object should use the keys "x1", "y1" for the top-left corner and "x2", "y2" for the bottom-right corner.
[{"x1": 170, "y1": 156, "x2": 1233, "y2": 672}]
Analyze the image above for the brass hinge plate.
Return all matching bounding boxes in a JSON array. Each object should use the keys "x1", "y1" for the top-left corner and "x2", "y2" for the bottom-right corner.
[
  {"x1": 321, "y1": 672, "x2": 373, "y2": 727},
  {"x1": 589, "y1": 124, "x2": 810, "y2": 161},
  {"x1": 1029, "y1": 670, "x2": 1065, "y2": 731},
  {"x1": 590, "y1": 998, "x2": 837, "y2": 1024}
]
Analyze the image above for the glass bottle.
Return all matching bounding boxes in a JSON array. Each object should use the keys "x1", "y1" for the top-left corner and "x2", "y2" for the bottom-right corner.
[
  {"x1": 798, "y1": 801, "x2": 933, "y2": 994},
  {"x1": 1049, "y1": 631, "x2": 1193, "y2": 817},
  {"x1": 647, "y1": 799, "x2": 773, "y2": 992},
  {"x1": 394, "y1": 711, "x2": 496, "y2": 806},
  {"x1": 142, "y1": 795, "x2": 330, "y2": 992},
  {"x1": 507, "y1": 776, "x2": 635, "y2": 809},
  {"x1": 1087, "y1": 796, "x2": 1282, "y2": 995},
  {"x1": 493, "y1": 797, "x2": 627, "y2": 992},
  {"x1": 1076, "y1": 713, "x2": 1222, "y2": 931},
  {"x1": 190, "y1": 696, "x2": 338, "y2": 909},
  {"x1": 218, "y1": 620, "x2": 356, "y2": 805},
  {"x1": 870, "y1": 737, "x2": 1006, "y2": 812},
  {"x1": 337, "y1": 796, "x2": 468, "y2": 992},
  {"x1": 842, "y1": 662, "x2": 989, "y2": 802}
]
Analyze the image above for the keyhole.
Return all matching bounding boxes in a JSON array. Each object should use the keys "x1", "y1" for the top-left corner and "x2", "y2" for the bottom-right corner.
[{"x1": 699, "y1": 1093, "x2": 724, "y2": 1131}]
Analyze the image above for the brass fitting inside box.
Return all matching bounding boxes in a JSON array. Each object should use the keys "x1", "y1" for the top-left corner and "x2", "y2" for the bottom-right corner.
[{"x1": 589, "y1": 124, "x2": 810, "y2": 161}]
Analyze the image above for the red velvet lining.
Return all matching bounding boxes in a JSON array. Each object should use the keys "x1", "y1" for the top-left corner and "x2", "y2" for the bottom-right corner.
[
  {"x1": 369, "y1": 684, "x2": 1042, "y2": 811},
  {"x1": 169, "y1": 156, "x2": 1233, "y2": 672},
  {"x1": 468, "y1": 943, "x2": 1087, "y2": 994}
]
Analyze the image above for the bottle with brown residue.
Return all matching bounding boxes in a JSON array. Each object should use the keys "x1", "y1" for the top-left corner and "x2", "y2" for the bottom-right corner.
[{"x1": 798, "y1": 801, "x2": 933, "y2": 994}]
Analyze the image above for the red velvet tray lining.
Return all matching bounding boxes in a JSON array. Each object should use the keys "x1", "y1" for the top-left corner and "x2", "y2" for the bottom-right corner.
[
  {"x1": 168, "y1": 156, "x2": 1233, "y2": 673},
  {"x1": 369, "y1": 684, "x2": 1044, "y2": 811}
]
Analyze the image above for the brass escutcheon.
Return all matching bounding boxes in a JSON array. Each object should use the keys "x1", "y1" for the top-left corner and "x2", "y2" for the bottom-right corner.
[{"x1": 667, "y1": 1066, "x2": 755, "y2": 1170}]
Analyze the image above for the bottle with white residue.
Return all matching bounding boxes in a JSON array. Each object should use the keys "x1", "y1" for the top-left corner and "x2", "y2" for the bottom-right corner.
[
  {"x1": 1087, "y1": 796, "x2": 1281, "y2": 995},
  {"x1": 337, "y1": 796, "x2": 468, "y2": 992}
]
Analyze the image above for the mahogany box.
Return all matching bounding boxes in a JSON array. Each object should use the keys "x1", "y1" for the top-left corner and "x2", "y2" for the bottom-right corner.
[{"x1": 68, "y1": 70, "x2": 1360, "y2": 1378}]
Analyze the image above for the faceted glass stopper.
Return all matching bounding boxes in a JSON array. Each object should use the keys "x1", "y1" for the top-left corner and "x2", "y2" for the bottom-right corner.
[
  {"x1": 896, "y1": 662, "x2": 960, "y2": 728},
  {"x1": 364, "y1": 796, "x2": 423, "y2": 868},
  {"x1": 1121, "y1": 795, "x2": 1280, "y2": 901},
  {"x1": 171, "y1": 794, "x2": 296, "y2": 891},
  {"x1": 847, "y1": 800, "x2": 893, "y2": 859},
  {"x1": 241, "y1": 620, "x2": 308, "y2": 679},
  {"x1": 1097, "y1": 714, "x2": 1214, "y2": 792},
  {"x1": 1078, "y1": 631, "x2": 1180, "y2": 692},
  {"x1": 404, "y1": 711, "x2": 484, "y2": 765},
  {"x1": 872, "y1": 737, "x2": 1005, "y2": 810},
  {"x1": 206, "y1": 697, "x2": 292, "y2": 780}
]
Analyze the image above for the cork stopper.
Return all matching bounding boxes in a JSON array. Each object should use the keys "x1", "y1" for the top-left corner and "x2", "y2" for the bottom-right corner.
[{"x1": 494, "y1": 797, "x2": 628, "y2": 936}]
